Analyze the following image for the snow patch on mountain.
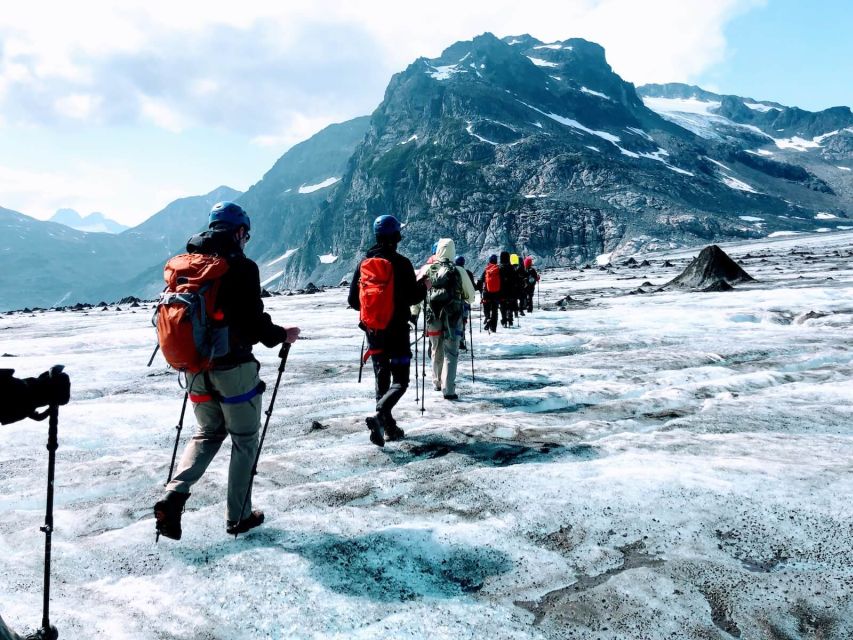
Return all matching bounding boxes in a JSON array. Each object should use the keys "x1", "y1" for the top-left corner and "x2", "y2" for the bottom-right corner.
[
  {"x1": 744, "y1": 102, "x2": 779, "y2": 113},
  {"x1": 721, "y1": 176, "x2": 760, "y2": 193},
  {"x1": 318, "y1": 254, "x2": 338, "y2": 264},
  {"x1": 298, "y1": 177, "x2": 340, "y2": 194},
  {"x1": 466, "y1": 122, "x2": 499, "y2": 146},
  {"x1": 626, "y1": 127, "x2": 654, "y2": 142},
  {"x1": 425, "y1": 62, "x2": 463, "y2": 80},
  {"x1": 642, "y1": 97, "x2": 720, "y2": 115},
  {"x1": 815, "y1": 212, "x2": 838, "y2": 220},
  {"x1": 260, "y1": 270, "x2": 284, "y2": 287},
  {"x1": 527, "y1": 56, "x2": 559, "y2": 68},
  {"x1": 580, "y1": 87, "x2": 611, "y2": 100},
  {"x1": 268, "y1": 249, "x2": 299, "y2": 266},
  {"x1": 519, "y1": 101, "x2": 620, "y2": 144},
  {"x1": 533, "y1": 43, "x2": 567, "y2": 50},
  {"x1": 774, "y1": 136, "x2": 821, "y2": 152}
]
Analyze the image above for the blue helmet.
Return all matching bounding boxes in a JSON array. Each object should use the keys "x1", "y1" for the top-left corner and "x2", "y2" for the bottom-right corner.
[
  {"x1": 373, "y1": 214, "x2": 401, "y2": 239},
  {"x1": 455, "y1": 255, "x2": 465, "y2": 266},
  {"x1": 488, "y1": 254, "x2": 498, "y2": 264},
  {"x1": 209, "y1": 201, "x2": 250, "y2": 230}
]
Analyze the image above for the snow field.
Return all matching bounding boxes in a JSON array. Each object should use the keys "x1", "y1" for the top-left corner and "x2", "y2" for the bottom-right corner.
[{"x1": 1, "y1": 232, "x2": 852, "y2": 638}]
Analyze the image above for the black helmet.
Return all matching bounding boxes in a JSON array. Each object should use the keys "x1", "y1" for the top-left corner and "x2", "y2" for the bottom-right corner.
[{"x1": 209, "y1": 201, "x2": 250, "y2": 230}]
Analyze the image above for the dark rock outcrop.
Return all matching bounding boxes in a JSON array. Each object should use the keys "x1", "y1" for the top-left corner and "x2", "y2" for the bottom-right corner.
[{"x1": 663, "y1": 245, "x2": 754, "y2": 290}]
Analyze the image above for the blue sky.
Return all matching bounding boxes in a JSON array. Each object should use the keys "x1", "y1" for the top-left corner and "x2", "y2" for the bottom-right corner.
[
  {"x1": 0, "y1": 0, "x2": 849, "y2": 226},
  {"x1": 697, "y1": 0, "x2": 853, "y2": 109}
]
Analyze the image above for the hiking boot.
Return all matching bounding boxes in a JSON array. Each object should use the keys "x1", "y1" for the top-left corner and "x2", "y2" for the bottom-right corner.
[
  {"x1": 433, "y1": 382, "x2": 442, "y2": 391},
  {"x1": 24, "y1": 626, "x2": 58, "y2": 640},
  {"x1": 227, "y1": 510, "x2": 265, "y2": 535},
  {"x1": 384, "y1": 419, "x2": 405, "y2": 441},
  {"x1": 443, "y1": 393, "x2": 459, "y2": 401},
  {"x1": 365, "y1": 416, "x2": 385, "y2": 447},
  {"x1": 154, "y1": 491, "x2": 190, "y2": 541},
  {"x1": 459, "y1": 340, "x2": 467, "y2": 351}
]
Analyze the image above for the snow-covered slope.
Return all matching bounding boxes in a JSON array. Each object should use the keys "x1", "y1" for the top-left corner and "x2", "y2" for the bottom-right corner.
[{"x1": 1, "y1": 231, "x2": 851, "y2": 638}]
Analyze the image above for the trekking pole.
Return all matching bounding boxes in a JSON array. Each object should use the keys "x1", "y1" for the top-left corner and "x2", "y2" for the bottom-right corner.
[
  {"x1": 413, "y1": 315, "x2": 419, "y2": 403},
  {"x1": 28, "y1": 365, "x2": 64, "y2": 640},
  {"x1": 147, "y1": 343, "x2": 160, "y2": 367},
  {"x1": 357, "y1": 336, "x2": 365, "y2": 383},
  {"x1": 537, "y1": 281, "x2": 540, "y2": 310},
  {"x1": 235, "y1": 342, "x2": 291, "y2": 539},
  {"x1": 420, "y1": 307, "x2": 426, "y2": 415},
  {"x1": 469, "y1": 311, "x2": 475, "y2": 384},
  {"x1": 155, "y1": 388, "x2": 190, "y2": 543}
]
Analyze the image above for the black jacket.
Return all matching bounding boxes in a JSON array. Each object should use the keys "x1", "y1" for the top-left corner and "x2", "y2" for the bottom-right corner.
[
  {"x1": 498, "y1": 255, "x2": 518, "y2": 299},
  {"x1": 348, "y1": 243, "x2": 427, "y2": 356},
  {"x1": 186, "y1": 230, "x2": 286, "y2": 366}
]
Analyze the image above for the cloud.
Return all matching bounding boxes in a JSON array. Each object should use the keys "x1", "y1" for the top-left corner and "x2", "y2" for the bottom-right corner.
[
  {"x1": 55, "y1": 93, "x2": 102, "y2": 120},
  {"x1": 0, "y1": 161, "x2": 137, "y2": 221},
  {"x1": 0, "y1": 1, "x2": 764, "y2": 141}
]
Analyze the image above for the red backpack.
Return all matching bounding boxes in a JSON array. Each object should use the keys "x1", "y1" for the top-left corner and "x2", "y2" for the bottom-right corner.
[
  {"x1": 155, "y1": 254, "x2": 230, "y2": 373},
  {"x1": 359, "y1": 257, "x2": 395, "y2": 330},
  {"x1": 484, "y1": 263, "x2": 501, "y2": 293}
]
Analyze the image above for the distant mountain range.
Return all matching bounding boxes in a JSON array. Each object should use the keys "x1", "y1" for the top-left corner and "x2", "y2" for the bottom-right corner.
[
  {"x1": 1, "y1": 33, "x2": 851, "y2": 310},
  {"x1": 49, "y1": 209, "x2": 129, "y2": 234},
  {"x1": 0, "y1": 186, "x2": 240, "y2": 310}
]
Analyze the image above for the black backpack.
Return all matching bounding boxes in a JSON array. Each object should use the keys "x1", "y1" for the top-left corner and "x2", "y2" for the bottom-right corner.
[{"x1": 427, "y1": 260, "x2": 463, "y2": 321}]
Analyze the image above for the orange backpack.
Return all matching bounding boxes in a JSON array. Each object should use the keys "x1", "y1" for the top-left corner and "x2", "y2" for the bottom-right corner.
[
  {"x1": 358, "y1": 257, "x2": 395, "y2": 331},
  {"x1": 155, "y1": 254, "x2": 230, "y2": 373},
  {"x1": 484, "y1": 263, "x2": 501, "y2": 293}
]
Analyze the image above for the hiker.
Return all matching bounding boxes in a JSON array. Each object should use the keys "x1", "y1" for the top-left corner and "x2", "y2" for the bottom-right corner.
[
  {"x1": 1, "y1": 368, "x2": 70, "y2": 640},
  {"x1": 455, "y1": 255, "x2": 476, "y2": 351},
  {"x1": 348, "y1": 214, "x2": 428, "y2": 447},
  {"x1": 498, "y1": 251, "x2": 518, "y2": 328},
  {"x1": 479, "y1": 254, "x2": 501, "y2": 332},
  {"x1": 512, "y1": 254, "x2": 527, "y2": 316},
  {"x1": 153, "y1": 201, "x2": 300, "y2": 540},
  {"x1": 422, "y1": 239, "x2": 475, "y2": 400},
  {"x1": 522, "y1": 257, "x2": 540, "y2": 313}
]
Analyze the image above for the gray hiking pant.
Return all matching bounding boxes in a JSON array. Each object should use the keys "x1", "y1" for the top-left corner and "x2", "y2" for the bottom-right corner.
[
  {"x1": 0, "y1": 614, "x2": 22, "y2": 640},
  {"x1": 166, "y1": 362, "x2": 263, "y2": 522},
  {"x1": 430, "y1": 331, "x2": 461, "y2": 396}
]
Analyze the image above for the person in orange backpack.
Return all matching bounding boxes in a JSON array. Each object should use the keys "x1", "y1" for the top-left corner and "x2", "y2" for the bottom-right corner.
[
  {"x1": 348, "y1": 215, "x2": 429, "y2": 446},
  {"x1": 479, "y1": 254, "x2": 501, "y2": 332},
  {"x1": 153, "y1": 201, "x2": 300, "y2": 541}
]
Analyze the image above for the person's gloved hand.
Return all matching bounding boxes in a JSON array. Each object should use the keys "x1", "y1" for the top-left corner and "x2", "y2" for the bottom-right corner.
[
  {"x1": 283, "y1": 326, "x2": 301, "y2": 344},
  {"x1": 32, "y1": 370, "x2": 70, "y2": 408}
]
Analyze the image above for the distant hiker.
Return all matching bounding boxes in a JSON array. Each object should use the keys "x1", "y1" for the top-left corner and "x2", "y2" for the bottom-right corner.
[
  {"x1": 153, "y1": 201, "x2": 300, "y2": 540},
  {"x1": 511, "y1": 253, "x2": 526, "y2": 316},
  {"x1": 498, "y1": 251, "x2": 518, "y2": 328},
  {"x1": 522, "y1": 257, "x2": 540, "y2": 313},
  {"x1": 425, "y1": 241, "x2": 438, "y2": 265},
  {"x1": 455, "y1": 255, "x2": 476, "y2": 351},
  {"x1": 348, "y1": 215, "x2": 428, "y2": 447},
  {"x1": 1, "y1": 368, "x2": 70, "y2": 640},
  {"x1": 423, "y1": 239, "x2": 475, "y2": 400},
  {"x1": 480, "y1": 254, "x2": 501, "y2": 332}
]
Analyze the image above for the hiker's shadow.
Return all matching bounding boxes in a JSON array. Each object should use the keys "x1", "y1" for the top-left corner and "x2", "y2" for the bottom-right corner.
[
  {"x1": 383, "y1": 433, "x2": 598, "y2": 467},
  {"x1": 179, "y1": 527, "x2": 512, "y2": 602}
]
